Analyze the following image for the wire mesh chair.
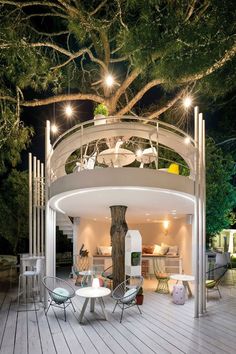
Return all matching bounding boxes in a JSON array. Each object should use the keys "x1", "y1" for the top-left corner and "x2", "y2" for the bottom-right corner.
[
  {"x1": 112, "y1": 276, "x2": 143, "y2": 323},
  {"x1": 101, "y1": 265, "x2": 113, "y2": 288},
  {"x1": 153, "y1": 257, "x2": 170, "y2": 293},
  {"x1": 205, "y1": 264, "x2": 228, "y2": 300},
  {"x1": 42, "y1": 276, "x2": 76, "y2": 321},
  {"x1": 73, "y1": 255, "x2": 90, "y2": 286}
]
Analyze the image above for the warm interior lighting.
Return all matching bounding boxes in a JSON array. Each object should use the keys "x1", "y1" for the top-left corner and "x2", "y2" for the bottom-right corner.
[
  {"x1": 183, "y1": 96, "x2": 192, "y2": 108},
  {"x1": 105, "y1": 74, "x2": 114, "y2": 87},
  {"x1": 51, "y1": 124, "x2": 58, "y2": 134},
  {"x1": 92, "y1": 278, "x2": 100, "y2": 288},
  {"x1": 163, "y1": 220, "x2": 170, "y2": 235},
  {"x1": 65, "y1": 104, "x2": 73, "y2": 117}
]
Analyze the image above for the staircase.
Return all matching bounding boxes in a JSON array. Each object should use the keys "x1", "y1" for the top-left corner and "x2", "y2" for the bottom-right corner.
[{"x1": 56, "y1": 212, "x2": 73, "y2": 239}]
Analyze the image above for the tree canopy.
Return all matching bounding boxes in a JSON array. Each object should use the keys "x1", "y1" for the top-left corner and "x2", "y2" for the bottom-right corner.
[
  {"x1": 206, "y1": 138, "x2": 236, "y2": 243},
  {"x1": 0, "y1": 0, "x2": 235, "y2": 124},
  {"x1": 0, "y1": 170, "x2": 29, "y2": 254}
]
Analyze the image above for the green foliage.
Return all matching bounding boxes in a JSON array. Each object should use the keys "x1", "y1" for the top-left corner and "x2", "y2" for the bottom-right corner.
[
  {"x1": 0, "y1": 103, "x2": 33, "y2": 174},
  {"x1": 0, "y1": 170, "x2": 29, "y2": 254},
  {"x1": 94, "y1": 103, "x2": 109, "y2": 116},
  {"x1": 206, "y1": 138, "x2": 236, "y2": 244}
]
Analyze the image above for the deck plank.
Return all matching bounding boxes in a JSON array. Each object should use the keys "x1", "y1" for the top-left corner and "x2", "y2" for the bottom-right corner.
[{"x1": 0, "y1": 279, "x2": 236, "y2": 354}]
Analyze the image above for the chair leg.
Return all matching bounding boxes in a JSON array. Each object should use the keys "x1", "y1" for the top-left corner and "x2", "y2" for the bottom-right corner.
[
  {"x1": 45, "y1": 299, "x2": 52, "y2": 315},
  {"x1": 63, "y1": 303, "x2": 67, "y2": 322},
  {"x1": 17, "y1": 275, "x2": 22, "y2": 307},
  {"x1": 112, "y1": 301, "x2": 118, "y2": 313},
  {"x1": 120, "y1": 304, "x2": 125, "y2": 323},
  {"x1": 70, "y1": 299, "x2": 76, "y2": 312},
  {"x1": 136, "y1": 304, "x2": 142, "y2": 314}
]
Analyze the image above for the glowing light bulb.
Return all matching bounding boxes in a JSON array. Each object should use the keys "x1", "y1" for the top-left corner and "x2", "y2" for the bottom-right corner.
[
  {"x1": 184, "y1": 136, "x2": 190, "y2": 144},
  {"x1": 51, "y1": 124, "x2": 58, "y2": 134},
  {"x1": 65, "y1": 104, "x2": 73, "y2": 117},
  {"x1": 163, "y1": 220, "x2": 169, "y2": 235},
  {"x1": 183, "y1": 96, "x2": 192, "y2": 108},
  {"x1": 105, "y1": 74, "x2": 114, "y2": 87}
]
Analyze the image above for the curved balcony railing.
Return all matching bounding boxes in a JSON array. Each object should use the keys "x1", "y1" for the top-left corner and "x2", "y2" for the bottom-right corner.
[{"x1": 49, "y1": 116, "x2": 195, "y2": 183}]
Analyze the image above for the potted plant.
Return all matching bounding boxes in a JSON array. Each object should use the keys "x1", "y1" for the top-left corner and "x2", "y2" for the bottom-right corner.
[
  {"x1": 131, "y1": 252, "x2": 141, "y2": 266},
  {"x1": 94, "y1": 103, "x2": 108, "y2": 125},
  {"x1": 136, "y1": 286, "x2": 144, "y2": 305}
]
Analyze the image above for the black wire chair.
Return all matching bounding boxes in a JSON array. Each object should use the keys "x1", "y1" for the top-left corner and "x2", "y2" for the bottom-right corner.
[
  {"x1": 112, "y1": 276, "x2": 143, "y2": 323},
  {"x1": 42, "y1": 276, "x2": 76, "y2": 321},
  {"x1": 205, "y1": 264, "x2": 228, "y2": 300},
  {"x1": 101, "y1": 265, "x2": 113, "y2": 288}
]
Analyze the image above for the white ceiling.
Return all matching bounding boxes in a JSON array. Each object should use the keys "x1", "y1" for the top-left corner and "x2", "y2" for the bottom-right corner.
[{"x1": 50, "y1": 187, "x2": 194, "y2": 223}]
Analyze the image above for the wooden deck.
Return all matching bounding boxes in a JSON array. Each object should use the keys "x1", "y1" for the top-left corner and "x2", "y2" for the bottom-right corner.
[{"x1": 0, "y1": 276, "x2": 236, "y2": 354}]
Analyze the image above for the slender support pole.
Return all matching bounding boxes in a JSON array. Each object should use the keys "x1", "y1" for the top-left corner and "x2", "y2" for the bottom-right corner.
[
  {"x1": 41, "y1": 162, "x2": 44, "y2": 256},
  {"x1": 194, "y1": 106, "x2": 199, "y2": 318},
  {"x1": 37, "y1": 159, "x2": 40, "y2": 256},
  {"x1": 202, "y1": 119, "x2": 206, "y2": 312},
  {"x1": 29, "y1": 153, "x2": 33, "y2": 256},
  {"x1": 198, "y1": 113, "x2": 203, "y2": 315},
  {"x1": 33, "y1": 156, "x2": 37, "y2": 256}
]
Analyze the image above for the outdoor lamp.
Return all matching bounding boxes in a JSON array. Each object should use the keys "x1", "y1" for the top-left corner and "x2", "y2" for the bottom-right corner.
[
  {"x1": 65, "y1": 104, "x2": 73, "y2": 117},
  {"x1": 92, "y1": 278, "x2": 100, "y2": 288},
  {"x1": 105, "y1": 74, "x2": 114, "y2": 87},
  {"x1": 51, "y1": 124, "x2": 58, "y2": 134},
  {"x1": 163, "y1": 220, "x2": 169, "y2": 235},
  {"x1": 183, "y1": 96, "x2": 192, "y2": 108}
]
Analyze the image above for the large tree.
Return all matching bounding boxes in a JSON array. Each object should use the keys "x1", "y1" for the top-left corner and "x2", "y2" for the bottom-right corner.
[{"x1": 0, "y1": 1, "x2": 235, "y2": 126}]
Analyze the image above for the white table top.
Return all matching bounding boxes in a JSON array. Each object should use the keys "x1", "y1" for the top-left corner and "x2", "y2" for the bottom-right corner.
[
  {"x1": 79, "y1": 270, "x2": 95, "y2": 276},
  {"x1": 136, "y1": 147, "x2": 157, "y2": 164},
  {"x1": 170, "y1": 274, "x2": 194, "y2": 282},
  {"x1": 97, "y1": 148, "x2": 135, "y2": 167},
  {"x1": 76, "y1": 287, "x2": 111, "y2": 298}
]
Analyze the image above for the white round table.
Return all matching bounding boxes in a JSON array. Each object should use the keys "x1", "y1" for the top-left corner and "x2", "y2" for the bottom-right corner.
[
  {"x1": 97, "y1": 148, "x2": 135, "y2": 167},
  {"x1": 76, "y1": 287, "x2": 111, "y2": 323},
  {"x1": 170, "y1": 274, "x2": 194, "y2": 298}
]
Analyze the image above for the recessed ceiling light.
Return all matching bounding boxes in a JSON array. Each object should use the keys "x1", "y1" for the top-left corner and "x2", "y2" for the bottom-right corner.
[
  {"x1": 146, "y1": 218, "x2": 150, "y2": 222},
  {"x1": 145, "y1": 213, "x2": 150, "y2": 216},
  {"x1": 93, "y1": 218, "x2": 97, "y2": 221}
]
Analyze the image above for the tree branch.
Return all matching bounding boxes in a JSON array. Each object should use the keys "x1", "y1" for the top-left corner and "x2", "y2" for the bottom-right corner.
[
  {"x1": 182, "y1": 43, "x2": 236, "y2": 83},
  {"x1": 115, "y1": 78, "x2": 164, "y2": 116},
  {"x1": 111, "y1": 68, "x2": 141, "y2": 107},
  {"x1": 0, "y1": 1, "x2": 64, "y2": 11},
  {"x1": 89, "y1": 0, "x2": 107, "y2": 16},
  {"x1": 20, "y1": 93, "x2": 105, "y2": 107},
  {"x1": 146, "y1": 89, "x2": 186, "y2": 120}
]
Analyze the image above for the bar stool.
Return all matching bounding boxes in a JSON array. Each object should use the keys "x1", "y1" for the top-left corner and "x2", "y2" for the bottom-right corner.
[{"x1": 18, "y1": 258, "x2": 44, "y2": 307}]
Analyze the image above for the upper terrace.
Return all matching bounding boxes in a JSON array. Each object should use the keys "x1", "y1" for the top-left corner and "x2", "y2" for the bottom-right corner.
[{"x1": 47, "y1": 116, "x2": 196, "y2": 220}]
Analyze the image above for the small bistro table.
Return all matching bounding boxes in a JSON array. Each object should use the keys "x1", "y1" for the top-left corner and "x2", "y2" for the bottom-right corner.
[
  {"x1": 76, "y1": 287, "x2": 111, "y2": 323},
  {"x1": 170, "y1": 274, "x2": 195, "y2": 298}
]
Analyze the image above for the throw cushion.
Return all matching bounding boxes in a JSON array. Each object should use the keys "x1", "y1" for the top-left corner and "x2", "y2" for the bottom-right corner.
[
  {"x1": 142, "y1": 245, "x2": 154, "y2": 254},
  {"x1": 167, "y1": 245, "x2": 179, "y2": 256},
  {"x1": 153, "y1": 244, "x2": 169, "y2": 255},
  {"x1": 121, "y1": 288, "x2": 137, "y2": 304},
  {"x1": 51, "y1": 287, "x2": 70, "y2": 304},
  {"x1": 153, "y1": 244, "x2": 162, "y2": 254},
  {"x1": 97, "y1": 246, "x2": 112, "y2": 255}
]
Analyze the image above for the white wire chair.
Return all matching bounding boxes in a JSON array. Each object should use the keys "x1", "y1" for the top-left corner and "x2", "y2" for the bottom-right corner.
[
  {"x1": 42, "y1": 276, "x2": 76, "y2": 321},
  {"x1": 112, "y1": 276, "x2": 143, "y2": 323}
]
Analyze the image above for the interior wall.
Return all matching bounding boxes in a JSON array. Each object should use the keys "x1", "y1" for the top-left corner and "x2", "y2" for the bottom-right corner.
[
  {"x1": 75, "y1": 218, "x2": 110, "y2": 257},
  {"x1": 75, "y1": 217, "x2": 192, "y2": 274}
]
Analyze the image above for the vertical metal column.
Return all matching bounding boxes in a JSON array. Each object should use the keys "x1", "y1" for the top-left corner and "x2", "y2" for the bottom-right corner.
[
  {"x1": 202, "y1": 119, "x2": 206, "y2": 312},
  {"x1": 37, "y1": 159, "x2": 40, "y2": 256},
  {"x1": 41, "y1": 162, "x2": 44, "y2": 256},
  {"x1": 29, "y1": 153, "x2": 33, "y2": 256},
  {"x1": 198, "y1": 113, "x2": 203, "y2": 315},
  {"x1": 33, "y1": 156, "x2": 37, "y2": 256},
  {"x1": 194, "y1": 106, "x2": 199, "y2": 318}
]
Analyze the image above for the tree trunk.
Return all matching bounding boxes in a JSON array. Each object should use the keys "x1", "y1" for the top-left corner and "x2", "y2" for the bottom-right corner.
[{"x1": 110, "y1": 205, "x2": 128, "y2": 289}]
